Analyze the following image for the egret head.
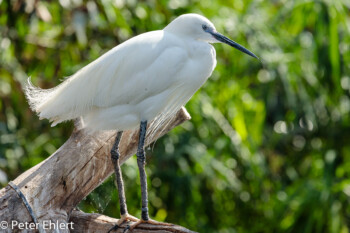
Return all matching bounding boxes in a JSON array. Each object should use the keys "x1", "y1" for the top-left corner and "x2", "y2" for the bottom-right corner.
[{"x1": 164, "y1": 14, "x2": 258, "y2": 59}]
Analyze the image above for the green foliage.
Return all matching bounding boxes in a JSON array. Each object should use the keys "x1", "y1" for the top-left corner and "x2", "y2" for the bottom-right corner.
[{"x1": 1, "y1": 0, "x2": 350, "y2": 232}]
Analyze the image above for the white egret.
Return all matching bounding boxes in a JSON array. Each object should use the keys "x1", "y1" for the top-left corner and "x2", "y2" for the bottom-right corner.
[{"x1": 25, "y1": 13, "x2": 258, "y2": 231}]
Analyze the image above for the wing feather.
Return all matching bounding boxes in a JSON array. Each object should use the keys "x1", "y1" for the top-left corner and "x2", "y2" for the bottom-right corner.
[{"x1": 24, "y1": 30, "x2": 188, "y2": 126}]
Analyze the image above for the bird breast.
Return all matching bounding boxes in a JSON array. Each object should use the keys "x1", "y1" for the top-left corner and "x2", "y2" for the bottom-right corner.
[{"x1": 179, "y1": 41, "x2": 217, "y2": 89}]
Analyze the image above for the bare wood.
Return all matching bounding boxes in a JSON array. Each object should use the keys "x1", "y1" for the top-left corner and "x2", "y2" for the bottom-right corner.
[
  {"x1": 70, "y1": 210, "x2": 197, "y2": 233},
  {"x1": 0, "y1": 107, "x2": 191, "y2": 233}
]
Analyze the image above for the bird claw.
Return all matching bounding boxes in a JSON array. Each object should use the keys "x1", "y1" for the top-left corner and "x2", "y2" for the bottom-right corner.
[
  {"x1": 107, "y1": 214, "x2": 139, "y2": 232},
  {"x1": 122, "y1": 225, "x2": 131, "y2": 233},
  {"x1": 128, "y1": 219, "x2": 173, "y2": 231},
  {"x1": 108, "y1": 224, "x2": 119, "y2": 233}
]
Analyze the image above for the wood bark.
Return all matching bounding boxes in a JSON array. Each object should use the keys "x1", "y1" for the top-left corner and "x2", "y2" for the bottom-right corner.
[
  {"x1": 70, "y1": 210, "x2": 196, "y2": 233},
  {"x1": 0, "y1": 108, "x2": 194, "y2": 233}
]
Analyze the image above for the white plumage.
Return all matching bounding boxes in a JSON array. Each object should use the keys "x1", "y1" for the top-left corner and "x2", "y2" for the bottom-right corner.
[{"x1": 25, "y1": 13, "x2": 257, "y2": 132}]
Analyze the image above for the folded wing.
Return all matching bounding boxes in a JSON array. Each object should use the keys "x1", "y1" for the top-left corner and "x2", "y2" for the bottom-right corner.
[{"x1": 24, "y1": 31, "x2": 188, "y2": 126}]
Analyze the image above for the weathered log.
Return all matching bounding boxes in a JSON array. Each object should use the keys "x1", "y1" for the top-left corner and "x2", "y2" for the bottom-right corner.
[
  {"x1": 0, "y1": 107, "x2": 193, "y2": 233},
  {"x1": 70, "y1": 210, "x2": 197, "y2": 233}
]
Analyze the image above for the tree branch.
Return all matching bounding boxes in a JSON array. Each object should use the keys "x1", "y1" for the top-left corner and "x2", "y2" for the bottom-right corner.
[
  {"x1": 70, "y1": 210, "x2": 197, "y2": 233},
  {"x1": 0, "y1": 107, "x2": 192, "y2": 233}
]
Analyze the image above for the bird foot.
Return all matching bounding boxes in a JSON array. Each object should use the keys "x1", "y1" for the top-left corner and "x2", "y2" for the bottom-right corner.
[
  {"x1": 128, "y1": 219, "x2": 173, "y2": 231},
  {"x1": 108, "y1": 214, "x2": 139, "y2": 232}
]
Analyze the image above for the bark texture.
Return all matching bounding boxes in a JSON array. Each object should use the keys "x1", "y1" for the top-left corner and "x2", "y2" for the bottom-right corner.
[
  {"x1": 0, "y1": 108, "x2": 193, "y2": 233},
  {"x1": 70, "y1": 210, "x2": 197, "y2": 233}
]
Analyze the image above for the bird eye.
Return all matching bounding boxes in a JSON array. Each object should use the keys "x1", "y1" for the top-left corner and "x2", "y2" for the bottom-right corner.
[{"x1": 202, "y1": 24, "x2": 208, "y2": 31}]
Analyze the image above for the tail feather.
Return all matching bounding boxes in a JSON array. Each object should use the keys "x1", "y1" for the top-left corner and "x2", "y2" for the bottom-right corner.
[
  {"x1": 24, "y1": 77, "x2": 52, "y2": 112},
  {"x1": 24, "y1": 77, "x2": 77, "y2": 125},
  {"x1": 24, "y1": 77, "x2": 59, "y2": 124}
]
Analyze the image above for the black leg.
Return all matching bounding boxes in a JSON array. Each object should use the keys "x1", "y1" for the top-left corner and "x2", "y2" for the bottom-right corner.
[
  {"x1": 111, "y1": 131, "x2": 128, "y2": 216},
  {"x1": 137, "y1": 121, "x2": 149, "y2": 221},
  {"x1": 127, "y1": 121, "x2": 172, "y2": 231}
]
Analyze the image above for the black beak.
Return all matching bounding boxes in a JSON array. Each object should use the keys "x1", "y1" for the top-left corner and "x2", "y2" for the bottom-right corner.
[{"x1": 209, "y1": 31, "x2": 259, "y2": 60}]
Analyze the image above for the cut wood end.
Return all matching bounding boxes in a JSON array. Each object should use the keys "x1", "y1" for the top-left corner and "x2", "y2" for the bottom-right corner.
[{"x1": 179, "y1": 107, "x2": 191, "y2": 121}]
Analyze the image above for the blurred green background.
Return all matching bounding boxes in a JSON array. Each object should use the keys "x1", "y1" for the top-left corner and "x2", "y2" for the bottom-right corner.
[{"x1": 1, "y1": 0, "x2": 350, "y2": 232}]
